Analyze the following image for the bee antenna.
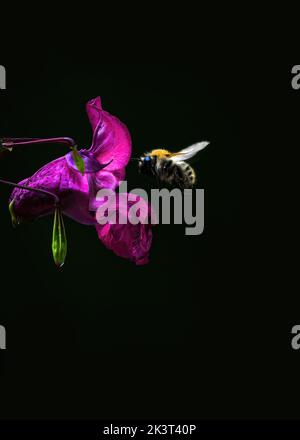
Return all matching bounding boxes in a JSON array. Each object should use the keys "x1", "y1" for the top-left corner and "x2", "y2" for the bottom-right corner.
[{"x1": 130, "y1": 158, "x2": 141, "y2": 161}]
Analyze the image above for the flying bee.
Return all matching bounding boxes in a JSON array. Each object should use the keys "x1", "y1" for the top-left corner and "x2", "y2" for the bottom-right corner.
[{"x1": 137, "y1": 141, "x2": 209, "y2": 189}]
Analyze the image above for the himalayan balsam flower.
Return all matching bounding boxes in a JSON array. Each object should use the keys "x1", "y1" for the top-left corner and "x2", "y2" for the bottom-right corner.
[{"x1": 2, "y1": 97, "x2": 153, "y2": 266}]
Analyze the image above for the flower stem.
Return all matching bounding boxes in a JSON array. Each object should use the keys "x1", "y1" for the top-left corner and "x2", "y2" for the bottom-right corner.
[
  {"x1": 1, "y1": 137, "x2": 77, "y2": 149},
  {"x1": 0, "y1": 137, "x2": 85, "y2": 175}
]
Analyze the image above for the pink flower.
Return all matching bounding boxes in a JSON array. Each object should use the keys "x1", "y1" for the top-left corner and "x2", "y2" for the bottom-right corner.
[
  {"x1": 10, "y1": 97, "x2": 131, "y2": 223},
  {"x1": 2, "y1": 97, "x2": 153, "y2": 266}
]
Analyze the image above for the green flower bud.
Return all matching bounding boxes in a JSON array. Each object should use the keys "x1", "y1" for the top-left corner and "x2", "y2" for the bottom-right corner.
[
  {"x1": 52, "y1": 207, "x2": 67, "y2": 268},
  {"x1": 9, "y1": 199, "x2": 19, "y2": 227}
]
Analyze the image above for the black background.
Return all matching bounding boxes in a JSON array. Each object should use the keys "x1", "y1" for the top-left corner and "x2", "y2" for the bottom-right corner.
[{"x1": 0, "y1": 47, "x2": 296, "y2": 422}]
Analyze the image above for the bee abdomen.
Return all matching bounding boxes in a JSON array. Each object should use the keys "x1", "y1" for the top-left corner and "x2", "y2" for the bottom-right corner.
[{"x1": 177, "y1": 162, "x2": 196, "y2": 188}]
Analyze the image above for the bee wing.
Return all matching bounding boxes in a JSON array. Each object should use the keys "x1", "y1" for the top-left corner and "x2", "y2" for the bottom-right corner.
[{"x1": 171, "y1": 141, "x2": 209, "y2": 163}]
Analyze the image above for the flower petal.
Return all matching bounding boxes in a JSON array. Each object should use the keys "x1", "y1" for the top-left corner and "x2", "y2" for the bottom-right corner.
[
  {"x1": 95, "y1": 194, "x2": 153, "y2": 265},
  {"x1": 86, "y1": 97, "x2": 132, "y2": 172},
  {"x1": 10, "y1": 157, "x2": 66, "y2": 221},
  {"x1": 10, "y1": 156, "x2": 95, "y2": 225}
]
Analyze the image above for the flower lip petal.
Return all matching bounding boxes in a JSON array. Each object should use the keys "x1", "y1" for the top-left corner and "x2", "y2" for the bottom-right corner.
[{"x1": 95, "y1": 193, "x2": 153, "y2": 265}]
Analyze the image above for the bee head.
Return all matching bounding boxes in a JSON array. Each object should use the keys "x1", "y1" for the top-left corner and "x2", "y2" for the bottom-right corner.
[
  {"x1": 138, "y1": 155, "x2": 155, "y2": 174},
  {"x1": 138, "y1": 155, "x2": 151, "y2": 165}
]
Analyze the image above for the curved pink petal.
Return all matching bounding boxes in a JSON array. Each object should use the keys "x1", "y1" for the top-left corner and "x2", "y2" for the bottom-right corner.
[
  {"x1": 10, "y1": 157, "x2": 66, "y2": 220},
  {"x1": 96, "y1": 222, "x2": 153, "y2": 265},
  {"x1": 10, "y1": 156, "x2": 94, "y2": 225},
  {"x1": 95, "y1": 194, "x2": 153, "y2": 265},
  {"x1": 86, "y1": 97, "x2": 132, "y2": 172}
]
